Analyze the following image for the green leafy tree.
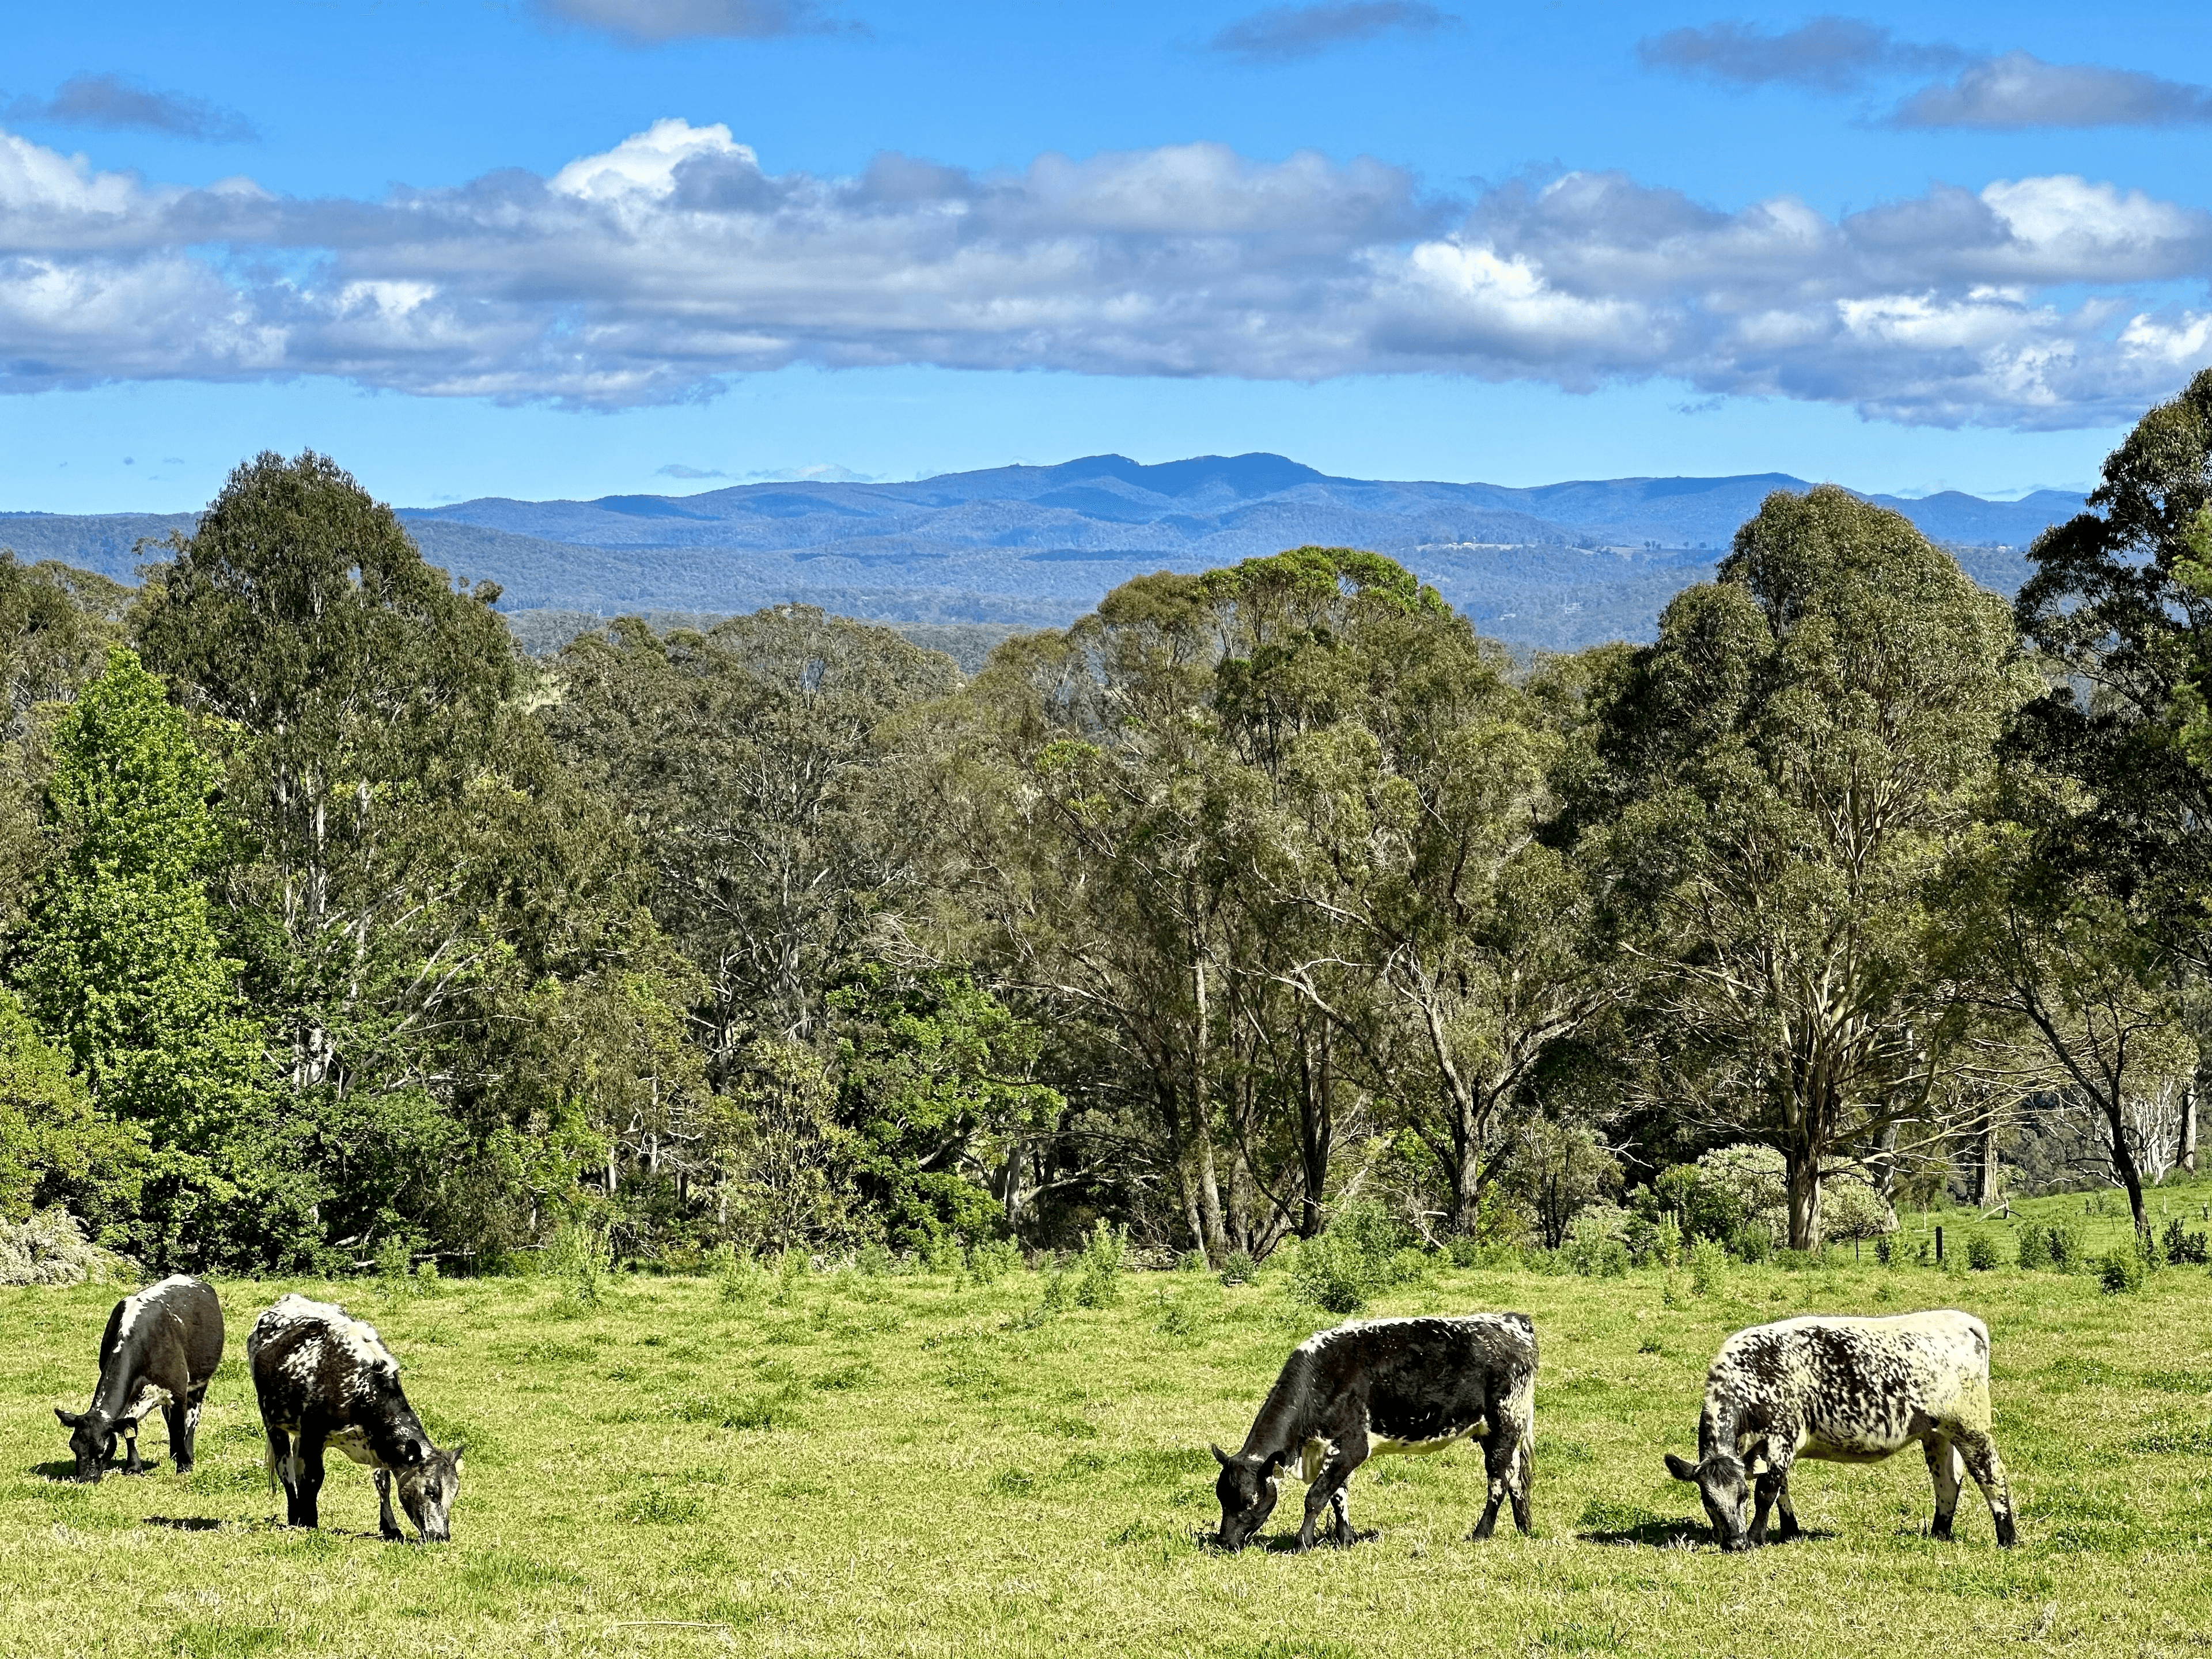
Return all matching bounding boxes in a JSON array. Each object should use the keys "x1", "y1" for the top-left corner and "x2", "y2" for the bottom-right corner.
[
  {"x1": 1591, "y1": 487, "x2": 2031, "y2": 1247},
  {"x1": 830, "y1": 965, "x2": 1065, "y2": 1248},
  {"x1": 0, "y1": 985, "x2": 146, "y2": 1236},
  {"x1": 11, "y1": 647, "x2": 306, "y2": 1268}
]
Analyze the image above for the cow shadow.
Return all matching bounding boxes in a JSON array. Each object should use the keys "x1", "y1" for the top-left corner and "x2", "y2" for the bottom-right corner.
[
  {"x1": 1200, "y1": 1530, "x2": 1384, "y2": 1554},
  {"x1": 143, "y1": 1516, "x2": 223, "y2": 1532}
]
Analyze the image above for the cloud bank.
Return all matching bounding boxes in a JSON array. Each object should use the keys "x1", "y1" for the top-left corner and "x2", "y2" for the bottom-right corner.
[
  {"x1": 5, "y1": 74, "x2": 257, "y2": 142},
  {"x1": 1206, "y1": 2, "x2": 1456, "y2": 66},
  {"x1": 5, "y1": 116, "x2": 2212, "y2": 429}
]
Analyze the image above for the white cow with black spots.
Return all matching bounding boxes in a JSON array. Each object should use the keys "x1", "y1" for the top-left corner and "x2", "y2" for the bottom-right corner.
[
  {"x1": 248, "y1": 1294, "x2": 464, "y2": 1541},
  {"x1": 1665, "y1": 1309, "x2": 2016, "y2": 1550}
]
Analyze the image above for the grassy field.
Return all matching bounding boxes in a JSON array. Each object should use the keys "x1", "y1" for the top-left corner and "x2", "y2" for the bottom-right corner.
[{"x1": 3, "y1": 1181, "x2": 2209, "y2": 1659}]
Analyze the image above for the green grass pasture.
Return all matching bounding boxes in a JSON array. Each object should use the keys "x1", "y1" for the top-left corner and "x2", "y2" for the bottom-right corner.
[{"x1": 3, "y1": 1199, "x2": 2209, "y2": 1656}]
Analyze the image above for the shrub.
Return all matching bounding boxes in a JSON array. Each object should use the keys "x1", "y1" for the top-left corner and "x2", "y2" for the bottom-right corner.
[
  {"x1": 1173, "y1": 1249, "x2": 1206, "y2": 1272},
  {"x1": 965, "y1": 1237, "x2": 1023, "y2": 1285},
  {"x1": 1965, "y1": 1233, "x2": 1999, "y2": 1272},
  {"x1": 1621, "y1": 1214, "x2": 1678, "y2": 1270},
  {"x1": 1286, "y1": 1199, "x2": 1413, "y2": 1313},
  {"x1": 1873, "y1": 1234, "x2": 1896, "y2": 1268},
  {"x1": 1217, "y1": 1249, "x2": 1259, "y2": 1286},
  {"x1": 2014, "y1": 1225, "x2": 2051, "y2": 1271},
  {"x1": 2097, "y1": 1245, "x2": 2146, "y2": 1295},
  {"x1": 855, "y1": 1240, "x2": 893, "y2": 1277},
  {"x1": 2046, "y1": 1223, "x2": 2088, "y2": 1272},
  {"x1": 545, "y1": 1221, "x2": 612, "y2": 1308},
  {"x1": 2161, "y1": 1217, "x2": 2210, "y2": 1267},
  {"x1": 714, "y1": 1244, "x2": 767, "y2": 1305},
  {"x1": 1072, "y1": 1221, "x2": 1127, "y2": 1308},
  {"x1": 1445, "y1": 1235, "x2": 1484, "y2": 1268},
  {"x1": 1687, "y1": 1237, "x2": 1727, "y2": 1297},
  {"x1": 1732, "y1": 1221, "x2": 1773, "y2": 1264}
]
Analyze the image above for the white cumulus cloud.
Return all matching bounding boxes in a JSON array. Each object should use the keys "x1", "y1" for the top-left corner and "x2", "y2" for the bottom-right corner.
[{"x1": 3, "y1": 119, "x2": 2212, "y2": 429}]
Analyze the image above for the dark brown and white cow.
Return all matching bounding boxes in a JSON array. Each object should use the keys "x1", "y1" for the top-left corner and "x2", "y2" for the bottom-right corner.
[
  {"x1": 1665, "y1": 1309, "x2": 2016, "y2": 1551},
  {"x1": 247, "y1": 1294, "x2": 464, "y2": 1542},
  {"x1": 55, "y1": 1274, "x2": 224, "y2": 1482},
  {"x1": 1211, "y1": 1312, "x2": 1538, "y2": 1550}
]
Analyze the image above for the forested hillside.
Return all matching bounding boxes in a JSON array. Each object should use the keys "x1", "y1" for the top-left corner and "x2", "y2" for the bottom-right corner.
[{"x1": 0, "y1": 381, "x2": 2203, "y2": 1278}]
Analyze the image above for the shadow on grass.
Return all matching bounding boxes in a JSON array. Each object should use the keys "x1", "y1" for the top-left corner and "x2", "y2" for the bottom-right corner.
[
  {"x1": 1579, "y1": 1515, "x2": 1713, "y2": 1548},
  {"x1": 144, "y1": 1516, "x2": 224, "y2": 1531},
  {"x1": 1203, "y1": 1529, "x2": 1383, "y2": 1554}
]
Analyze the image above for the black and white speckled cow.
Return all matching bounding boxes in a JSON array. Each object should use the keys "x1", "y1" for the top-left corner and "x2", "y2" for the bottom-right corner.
[
  {"x1": 1665, "y1": 1310, "x2": 2016, "y2": 1551},
  {"x1": 55, "y1": 1274, "x2": 225, "y2": 1482},
  {"x1": 247, "y1": 1294, "x2": 464, "y2": 1542},
  {"x1": 1212, "y1": 1312, "x2": 1539, "y2": 1550}
]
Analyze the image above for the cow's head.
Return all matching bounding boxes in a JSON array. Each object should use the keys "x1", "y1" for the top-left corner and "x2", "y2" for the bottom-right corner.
[
  {"x1": 54, "y1": 1408, "x2": 115, "y2": 1483},
  {"x1": 1211, "y1": 1444, "x2": 1283, "y2": 1550},
  {"x1": 394, "y1": 1441, "x2": 465, "y2": 1542},
  {"x1": 1665, "y1": 1450, "x2": 1751, "y2": 1550}
]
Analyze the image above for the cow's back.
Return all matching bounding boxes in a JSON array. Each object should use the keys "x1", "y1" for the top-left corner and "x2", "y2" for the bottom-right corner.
[
  {"x1": 1714, "y1": 1310, "x2": 1991, "y2": 1452},
  {"x1": 249, "y1": 1295, "x2": 403, "y2": 1434},
  {"x1": 1306, "y1": 1313, "x2": 1535, "y2": 1443}
]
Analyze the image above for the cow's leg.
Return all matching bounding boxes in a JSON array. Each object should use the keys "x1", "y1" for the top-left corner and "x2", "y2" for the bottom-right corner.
[
  {"x1": 121, "y1": 1427, "x2": 145, "y2": 1476},
  {"x1": 176, "y1": 1387, "x2": 206, "y2": 1474},
  {"x1": 1953, "y1": 1429, "x2": 2016, "y2": 1547},
  {"x1": 164, "y1": 1396, "x2": 193, "y2": 1474},
  {"x1": 1328, "y1": 1485, "x2": 1353, "y2": 1548},
  {"x1": 1472, "y1": 1423, "x2": 1522, "y2": 1540},
  {"x1": 1747, "y1": 1446, "x2": 1794, "y2": 1546},
  {"x1": 1508, "y1": 1427, "x2": 1535, "y2": 1535},
  {"x1": 375, "y1": 1468, "x2": 404, "y2": 1541},
  {"x1": 1923, "y1": 1434, "x2": 1961, "y2": 1541},
  {"x1": 267, "y1": 1426, "x2": 299, "y2": 1519},
  {"x1": 292, "y1": 1432, "x2": 327, "y2": 1530},
  {"x1": 1753, "y1": 1468, "x2": 1800, "y2": 1543},
  {"x1": 1297, "y1": 1431, "x2": 1368, "y2": 1551}
]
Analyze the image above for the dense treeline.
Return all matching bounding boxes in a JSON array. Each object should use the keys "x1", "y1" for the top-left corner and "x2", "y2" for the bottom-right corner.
[{"x1": 5, "y1": 379, "x2": 2212, "y2": 1275}]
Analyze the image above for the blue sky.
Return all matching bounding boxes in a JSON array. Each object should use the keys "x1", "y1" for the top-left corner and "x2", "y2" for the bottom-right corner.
[{"x1": 6, "y1": 0, "x2": 2212, "y2": 512}]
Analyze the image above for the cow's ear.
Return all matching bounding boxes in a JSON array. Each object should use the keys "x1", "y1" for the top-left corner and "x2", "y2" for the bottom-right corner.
[
  {"x1": 1210, "y1": 1443, "x2": 1230, "y2": 1468},
  {"x1": 449, "y1": 1445, "x2": 464, "y2": 1468},
  {"x1": 1664, "y1": 1453, "x2": 1700, "y2": 1483},
  {"x1": 55, "y1": 1408, "x2": 82, "y2": 1429}
]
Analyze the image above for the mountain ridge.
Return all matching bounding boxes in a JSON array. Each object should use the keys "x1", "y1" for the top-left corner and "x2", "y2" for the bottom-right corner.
[{"x1": 2, "y1": 453, "x2": 2088, "y2": 654}]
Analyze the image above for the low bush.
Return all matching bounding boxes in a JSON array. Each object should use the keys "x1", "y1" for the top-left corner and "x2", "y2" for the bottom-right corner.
[
  {"x1": 1217, "y1": 1249, "x2": 1259, "y2": 1286},
  {"x1": 1072, "y1": 1221, "x2": 1127, "y2": 1308},
  {"x1": 965, "y1": 1238, "x2": 1023, "y2": 1285},
  {"x1": 1965, "y1": 1233, "x2": 1999, "y2": 1272},
  {"x1": 2098, "y1": 1245, "x2": 2147, "y2": 1296},
  {"x1": 1873, "y1": 1234, "x2": 1896, "y2": 1268},
  {"x1": 1732, "y1": 1221, "x2": 1773, "y2": 1264},
  {"x1": 2160, "y1": 1217, "x2": 2210, "y2": 1267},
  {"x1": 1286, "y1": 1199, "x2": 1417, "y2": 1312},
  {"x1": 2015, "y1": 1225, "x2": 2051, "y2": 1271},
  {"x1": 2046, "y1": 1223, "x2": 2088, "y2": 1272},
  {"x1": 1687, "y1": 1237, "x2": 1727, "y2": 1297}
]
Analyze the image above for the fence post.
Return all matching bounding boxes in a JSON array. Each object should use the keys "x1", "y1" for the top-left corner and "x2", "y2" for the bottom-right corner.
[{"x1": 1935, "y1": 1225, "x2": 1944, "y2": 1265}]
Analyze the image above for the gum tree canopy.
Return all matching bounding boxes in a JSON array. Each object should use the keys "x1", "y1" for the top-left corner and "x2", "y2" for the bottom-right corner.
[{"x1": 1594, "y1": 486, "x2": 2031, "y2": 1249}]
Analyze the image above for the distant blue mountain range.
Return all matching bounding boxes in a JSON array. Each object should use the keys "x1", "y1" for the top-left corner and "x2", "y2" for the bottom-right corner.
[{"x1": 0, "y1": 453, "x2": 2086, "y2": 653}]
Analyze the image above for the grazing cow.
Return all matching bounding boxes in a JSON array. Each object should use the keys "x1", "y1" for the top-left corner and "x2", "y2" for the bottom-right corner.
[
  {"x1": 247, "y1": 1294, "x2": 464, "y2": 1542},
  {"x1": 1211, "y1": 1312, "x2": 1538, "y2": 1551},
  {"x1": 1665, "y1": 1309, "x2": 2016, "y2": 1551},
  {"x1": 55, "y1": 1274, "x2": 224, "y2": 1482}
]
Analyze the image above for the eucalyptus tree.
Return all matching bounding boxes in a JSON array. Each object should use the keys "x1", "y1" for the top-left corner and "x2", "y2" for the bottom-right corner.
[
  {"x1": 1257, "y1": 584, "x2": 1618, "y2": 1236},
  {"x1": 1591, "y1": 487, "x2": 2031, "y2": 1248},
  {"x1": 544, "y1": 608, "x2": 961, "y2": 1080}
]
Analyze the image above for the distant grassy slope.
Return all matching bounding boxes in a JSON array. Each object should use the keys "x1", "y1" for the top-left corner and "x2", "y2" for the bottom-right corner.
[{"x1": 2, "y1": 1193, "x2": 2207, "y2": 1658}]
